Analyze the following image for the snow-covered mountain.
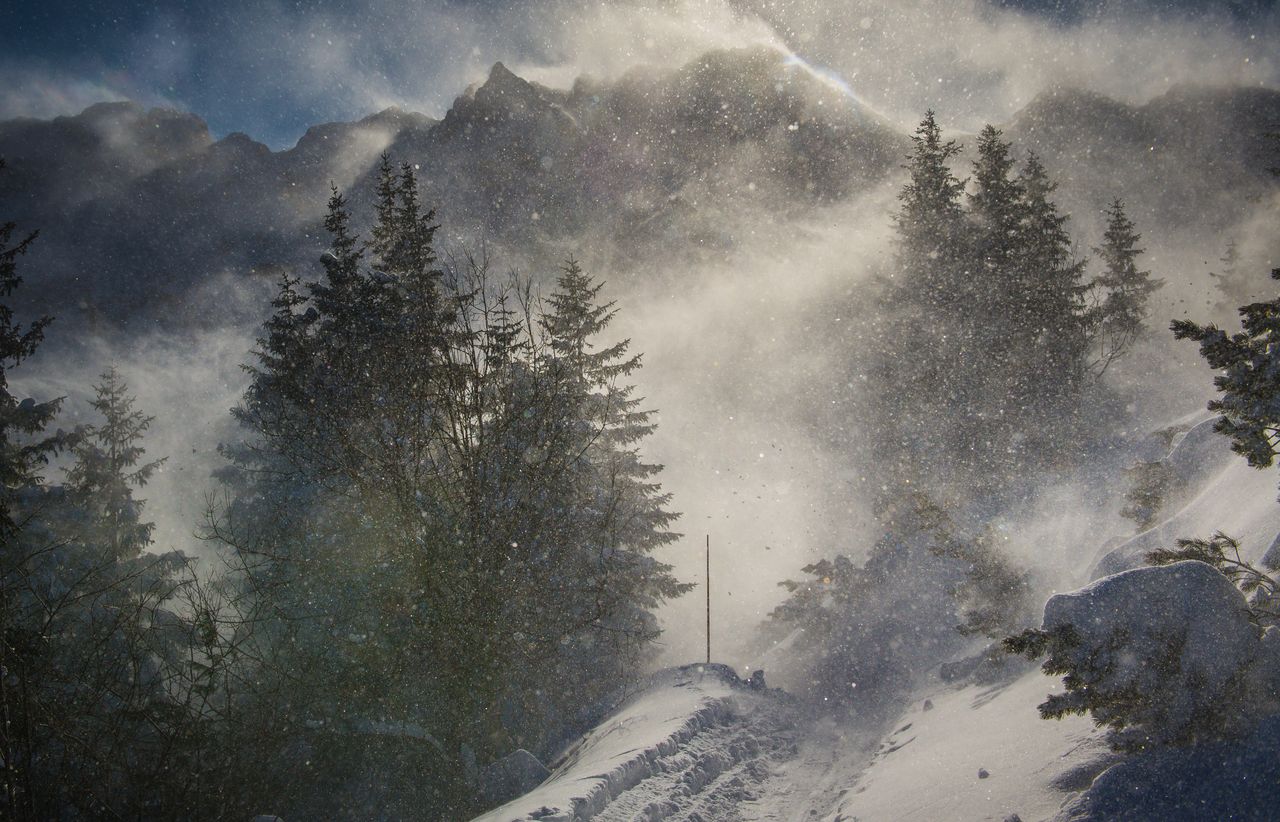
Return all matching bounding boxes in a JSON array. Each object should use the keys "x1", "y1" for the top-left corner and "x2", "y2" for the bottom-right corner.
[
  {"x1": 0, "y1": 47, "x2": 906, "y2": 325},
  {"x1": 1, "y1": 48, "x2": 1276, "y2": 329}
]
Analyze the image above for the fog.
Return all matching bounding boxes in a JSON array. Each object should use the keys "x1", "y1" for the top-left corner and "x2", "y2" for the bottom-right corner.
[{"x1": 6, "y1": 0, "x2": 1279, "y2": 678}]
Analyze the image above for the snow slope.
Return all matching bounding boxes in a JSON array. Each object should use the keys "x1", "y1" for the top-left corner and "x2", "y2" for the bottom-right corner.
[
  {"x1": 825, "y1": 670, "x2": 1111, "y2": 822},
  {"x1": 1054, "y1": 713, "x2": 1280, "y2": 821},
  {"x1": 1093, "y1": 417, "x2": 1280, "y2": 577},
  {"x1": 480, "y1": 418, "x2": 1280, "y2": 821},
  {"x1": 828, "y1": 420, "x2": 1280, "y2": 821},
  {"x1": 472, "y1": 664, "x2": 801, "y2": 822}
]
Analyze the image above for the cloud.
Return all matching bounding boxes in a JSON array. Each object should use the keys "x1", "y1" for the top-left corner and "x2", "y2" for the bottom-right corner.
[
  {"x1": 0, "y1": 66, "x2": 179, "y2": 121},
  {"x1": 4, "y1": 0, "x2": 1276, "y2": 146},
  {"x1": 697, "y1": 0, "x2": 1279, "y2": 130},
  {"x1": 4, "y1": 0, "x2": 1278, "y2": 672}
]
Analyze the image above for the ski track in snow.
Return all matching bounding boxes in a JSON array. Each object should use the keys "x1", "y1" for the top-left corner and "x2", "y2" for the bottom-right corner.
[
  {"x1": 588, "y1": 699, "x2": 792, "y2": 822},
  {"x1": 735, "y1": 718, "x2": 882, "y2": 822},
  {"x1": 474, "y1": 665, "x2": 883, "y2": 822}
]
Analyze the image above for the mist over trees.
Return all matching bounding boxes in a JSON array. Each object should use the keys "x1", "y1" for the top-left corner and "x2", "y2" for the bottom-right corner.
[
  {"x1": 766, "y1": 111, "x2": 1166, "y2": 714},
  {"x1": 0, "y1": 41, "x2": 1276, "y2": 817},
  {"x1": 0, "y1": 155, "x2": 687, "y2": 818},
  {"x1": 1001, "y1": 138, "x2": 1280, "y2": 763},
  {"x1": 866, "y1": 114, "x2": 1160, "y2": 497}
]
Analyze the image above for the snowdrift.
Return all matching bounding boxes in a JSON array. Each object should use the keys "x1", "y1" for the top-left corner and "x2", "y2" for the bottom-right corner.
[
  {"x1": 1094, "y1": 417, "x2": 1280, "y2": 577},
  {"x1": 833, "y1": 417, "x2": 1280, "y2": 820},
  {"x1": 826, "y1": 671, "x2": 1111, "y2": 821},
  {"x1": 471, "y1": 664, "x2": 795, "y2": 822}
]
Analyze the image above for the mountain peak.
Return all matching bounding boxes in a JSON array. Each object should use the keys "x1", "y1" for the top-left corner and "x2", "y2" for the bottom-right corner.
[
  {"x1": 477, "y1": 61, "x2": 536, "y2": 101},
  {"x1": 212, "y1": 131, "x2": 271, "y2": 158},
  {"x1": 436, "y1": 60, "x2": 550, "y2": 138},
  {"x1": 488, "y1": 61, "x2": 517, "y2": 82}
]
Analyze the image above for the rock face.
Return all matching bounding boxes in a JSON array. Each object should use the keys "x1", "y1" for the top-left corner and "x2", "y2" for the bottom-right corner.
[
  {"x1": 0, "y1": 49, "x2": 1276, "y2": 329},
  {"x1": 1006, "y1": 83, "x2": 1280, "y2": 235},
  {"x1": 0, "y1": 47, "x2": 904, "y2": 327}
]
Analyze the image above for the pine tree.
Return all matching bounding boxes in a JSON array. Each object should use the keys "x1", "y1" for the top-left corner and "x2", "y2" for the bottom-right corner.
[
  {"x1": 463, "y1": 260, "x2": 689, "y2": 751},
  {"x1": 45, "y1": 373, "x2": 187, "y2": 818},
  {"x1": 1089, "y1": 199, "x2": 1162, "y2": 375},
  {"x1": 216, "y1": 170, "x2": 464, "y2": 816},
  {"x1": 873, "y1": 119, "x2": 1100, "y2": 490},
  {"x1": 0, "y1": 161, "x2": 59, "y2": 539},
  {"x1": 0, "y1": 171, "x2": 70, "y2": 819},
  {"x1": 1014, "y1": 153, "x2": 1091, "y2": 389},
  {"x1": 1210, "y1": 240, "x2": 1254, "y2": 321},
  {"x1": 1172, "y1": 150, "x2": 1280, "y2": 484},
  {"x1": 969, "y1": 125, "x2": 1023, "y2": 256},
  {"x1": 370, "y1": 153, "x2": 400, "y2": 268},
  {"x1": 893, "y1": 111, "x2": 967, "y2": 309},
  {"x1": 873, "y1": 112, "x2": 969, "y2": 483},
  {"x1": 962, "y1": 127, "x2": 1027, "y2": 474},
  {"x1": 538, "y1": 259, "x2": 688, "y2": 651},
  {"x1": 1120, "y1": 458, "x2": 1177, "y2": 531},
  {"x1": 1173, "y1": 269, "x2": 1280, "y2": 478},
  {"x1": 764, "y1": 491, "x2": 1029, "y2": 706},
  {"x1": 65, "y1": 368, "x2": 166, "y2": 560},
  {"x1": 967, "y1": 126, "x2": 1023, "y2": 332},
  {"x1": 314, "y1": 184, "x2": 363, "y2": 322},
  {"x1": 214, "y1": 176, "x2": 689, "y2": 817},
  {"x1": 0, "y1": 194, "x2": 187, "y2": 817}
]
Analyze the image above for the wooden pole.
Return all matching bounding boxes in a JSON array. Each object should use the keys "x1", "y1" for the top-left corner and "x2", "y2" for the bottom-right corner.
[{"x1": 706, "y1": 534, "x2": 711, "y2": 665}]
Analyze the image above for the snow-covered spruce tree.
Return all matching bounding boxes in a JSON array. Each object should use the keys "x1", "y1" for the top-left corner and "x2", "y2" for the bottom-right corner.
[
  {"x1": 213, "y1": 173, "x2": 686, "y2": 818},
  {"x1": 1088, "y1": 198, "x2": 1162, "y2": 376},
  {"x1": 765, "y1": 492, "x2": 1032, "y2": 711},
  {"x1": 910, "y1": 494, "x2": 1034, "y2": 640},
  {"x1": 765, "y1": 550, "x2": 913, "y2": 708}
]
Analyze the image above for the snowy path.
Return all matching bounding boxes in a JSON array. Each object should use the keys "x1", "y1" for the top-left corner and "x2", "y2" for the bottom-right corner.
[
  {"x1": 587, "y1": 692, "x2": 795, "y2": 822},
  {"x1": 474, "y1": 664, "x2": 1119, "y2": 822},
  {"x1": 735, "y1": 717, "x2": 881, "y2": 822},
  {"x1": 474, "y1": 665, "x2": 883, "y2": 822}
]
